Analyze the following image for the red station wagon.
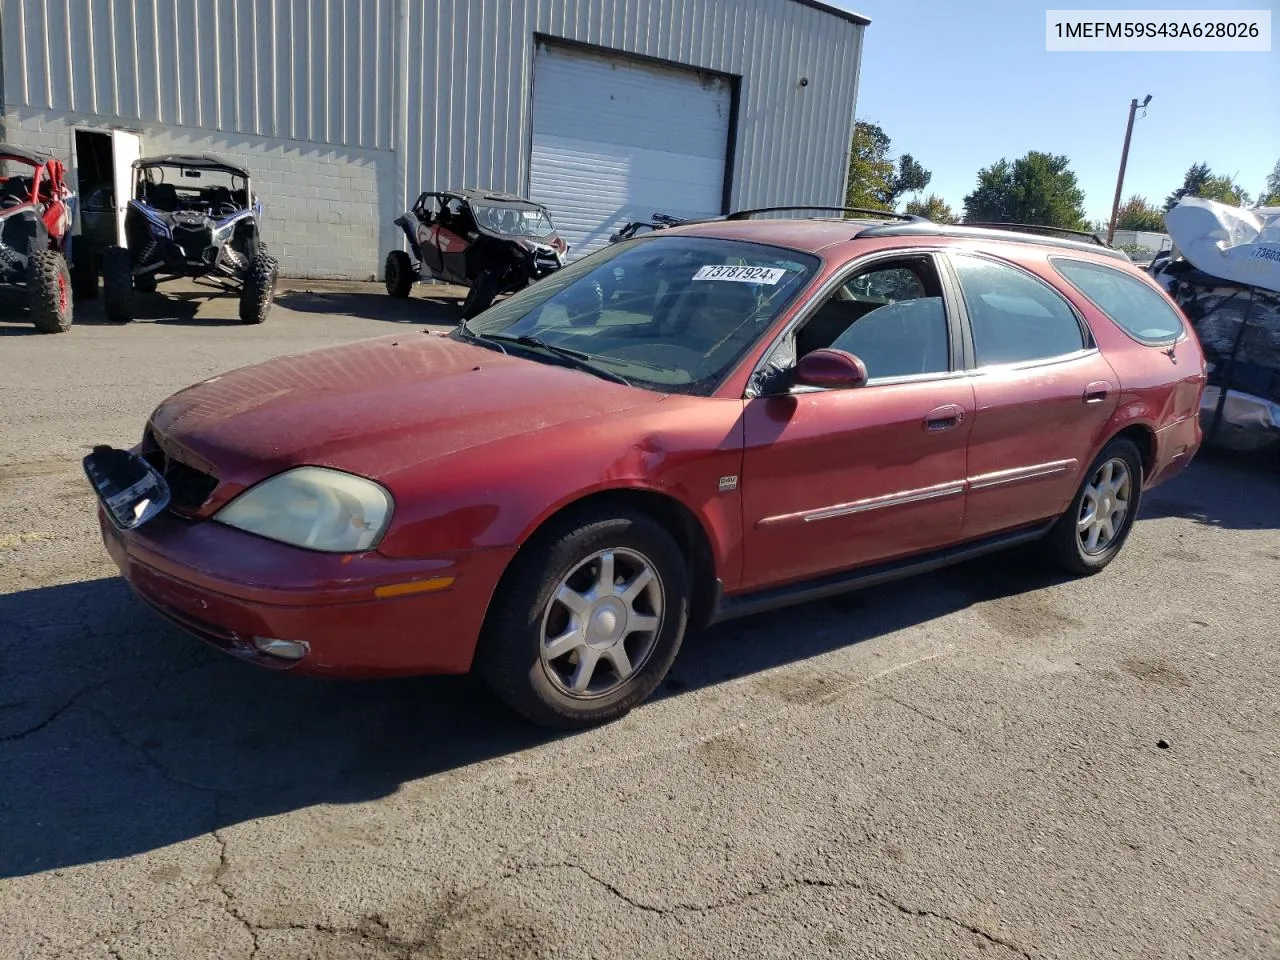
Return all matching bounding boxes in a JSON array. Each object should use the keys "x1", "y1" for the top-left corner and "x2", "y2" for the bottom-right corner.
[{"x1": 86, "y1": 209, "x2": 1207, "y2": 728}]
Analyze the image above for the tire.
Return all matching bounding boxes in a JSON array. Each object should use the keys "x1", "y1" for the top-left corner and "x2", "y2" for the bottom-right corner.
[
  {"x1": 384, "y1": 250, "x2": 415, "y2": 298},
  {"x1": 475, "y1": 507, "x2": 691, "y2": 729},
  {"x1": 461, "y1": 270, "x2": 501, "y2": 320},
  {"x1": 70, "y1": 250, "x2": 98, "y2": 301},
  {"x1": 27, "y1": 250, "x2": 73, "y2": 334},
  {"x1": 133, "y1": 273, "x2": 157, "y2": 294},
  {"x1": 101, "y1": 246, "x2": 135, "y2": 324},
  {"x1": 1042, "y1": 437, "x2": 1144, "y2": 576},
  {"x1": 238, "y1": 253, "x2": 278, "y2": 325}
]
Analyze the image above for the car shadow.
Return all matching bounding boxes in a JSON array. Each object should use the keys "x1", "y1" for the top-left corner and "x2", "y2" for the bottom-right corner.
[
  {"x1": 0, "y1": 456, "x2": 1274, "y2": 879},
  {"x1": 1139, "y1": 448, "x2": 1280, "y2": 529}
]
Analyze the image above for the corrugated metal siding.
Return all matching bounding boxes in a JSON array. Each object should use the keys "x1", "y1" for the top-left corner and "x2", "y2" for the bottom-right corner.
[
  {"x1": 2, "y1": 0, "x2": 396, "y2": 150},
  {"x1": 402, "y1": 0, "x2": 864, "y2": 214}
]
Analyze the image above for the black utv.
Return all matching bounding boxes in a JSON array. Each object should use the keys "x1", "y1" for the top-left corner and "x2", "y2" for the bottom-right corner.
[
  {"x1": 101, "y1": 154, "x2": 278, "y2": 324},
  {"x1": 384, "y1": 189, "x2": 567, "y2": 318}
]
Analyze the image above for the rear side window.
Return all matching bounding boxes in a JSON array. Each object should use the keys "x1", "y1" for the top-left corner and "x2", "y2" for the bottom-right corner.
[
  {"x1": 1050, "y1": 258, "x2": 1186, "y2": 344},
  {"x1": 951, "y1": 254, "x2": 1085, "y2": 366}
]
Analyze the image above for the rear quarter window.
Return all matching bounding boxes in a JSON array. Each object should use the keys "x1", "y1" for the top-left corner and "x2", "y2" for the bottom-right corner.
[{"x1": 1050, "y1": 257, "x2": 1186, "y2": 345}]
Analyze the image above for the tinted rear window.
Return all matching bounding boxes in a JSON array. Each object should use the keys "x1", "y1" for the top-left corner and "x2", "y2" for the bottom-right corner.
[{"x1": 1050, "y1": 258, "x2": 1185, "y2": 344}]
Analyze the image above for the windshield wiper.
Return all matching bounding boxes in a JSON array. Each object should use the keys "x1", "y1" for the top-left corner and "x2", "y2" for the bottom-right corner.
[
  {"x1": 454, "y1": 318, "x2": 508, "y2": 354},
  {"x1": 488, "y1": 334, "x2": 632, "y2": 386}
]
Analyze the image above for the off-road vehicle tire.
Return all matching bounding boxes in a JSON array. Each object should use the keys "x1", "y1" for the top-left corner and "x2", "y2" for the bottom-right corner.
[
  {"x1": 1041, "y1": 437, "x2": 1144, "y2": 576},
  {"x1": 238, "y1": 253, "x2": 278, "y2": 324},
  {"x1": 27, "y1": 250, "x2": 73, "y2": 334},
  {"x1": 101, "y1": 246, "x2": 135, "y2": 323},
  {"x1": 384, "y1": 250, "x2": 415, "y2": 298},
  {"x1": 475, "y1": 506, "x2": 691, "y2": 729},
  {"x1": 70, "y1": 250, "x2": 98, "y2": 301},
  {"x1": 462, "y1": 270, "x2": 501, "y2": 319}
]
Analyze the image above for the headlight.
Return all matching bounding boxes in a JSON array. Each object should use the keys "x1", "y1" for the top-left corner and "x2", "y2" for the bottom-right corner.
[{"x1": 214, "y1": 466, "x2": 393, "y2": 552}]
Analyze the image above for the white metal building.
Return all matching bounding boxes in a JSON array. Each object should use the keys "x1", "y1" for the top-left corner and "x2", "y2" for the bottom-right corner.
[{"x1": 1, "y1": 0, "x2": 867, "y2": 280}]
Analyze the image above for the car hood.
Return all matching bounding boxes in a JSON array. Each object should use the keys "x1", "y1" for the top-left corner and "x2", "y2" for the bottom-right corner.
[{"x1": 149, "y1": 332, "x2": 662, "y2": 505}]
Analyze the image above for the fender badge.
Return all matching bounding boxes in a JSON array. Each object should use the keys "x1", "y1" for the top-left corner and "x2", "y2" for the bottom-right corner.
[{"x1": 719, "y1": 476, "x2": 739, "y2": 492}]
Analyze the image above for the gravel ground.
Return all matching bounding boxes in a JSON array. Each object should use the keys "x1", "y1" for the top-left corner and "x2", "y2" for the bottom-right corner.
[{"x1": 1, "y1": 283, "x2": 1278, "y2": 960}]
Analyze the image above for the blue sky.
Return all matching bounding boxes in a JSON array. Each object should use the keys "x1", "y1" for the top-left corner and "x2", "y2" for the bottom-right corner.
[{"x1": 830, "y1": 0, "x2": 1280, "y2": 221}]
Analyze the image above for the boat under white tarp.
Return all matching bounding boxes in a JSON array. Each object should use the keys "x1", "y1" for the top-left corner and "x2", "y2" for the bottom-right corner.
[{"x1": 1163, "y1": 197, "x2": 1280, "y2": 295}]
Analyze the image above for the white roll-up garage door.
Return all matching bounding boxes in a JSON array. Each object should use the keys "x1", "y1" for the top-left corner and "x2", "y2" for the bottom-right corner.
[{"x1": 529, "y1": 42, "x2": 733, "y2": 260}]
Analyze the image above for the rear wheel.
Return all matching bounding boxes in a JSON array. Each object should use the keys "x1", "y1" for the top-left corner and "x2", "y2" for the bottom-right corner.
[
  {"x1": 238, "y1": 253, "x2": 278, "y2": 324},
  {"x1": 384, "y1": 250, "x2": 415, "y2": 297},
  {"x1": 27, "y1": 250, "x2": 73, "y2": 333},
  {"x1": 1042, "y1": 438, "x2": 1143, "y2": 575},
  {"x1": 461, "y1": 270, "x2": 501, "y2": 319},
  {"x1": 101, "y1": 246, "x2": 134, "y2": 324},
  {"x1": 475, "y1": 508, "x2": 690, "y2": 729}
]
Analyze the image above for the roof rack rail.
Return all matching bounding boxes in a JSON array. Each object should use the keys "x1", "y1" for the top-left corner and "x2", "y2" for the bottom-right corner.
[
  {"x1": 961, "y1": 221, "x2": 1109, "y2": 246},
  {"x1": 852, "y1": 221, "x2": 1131, "y2": 262},
  {"x1": 726, "y1": 205, "x2": 924, "y2": 222}
]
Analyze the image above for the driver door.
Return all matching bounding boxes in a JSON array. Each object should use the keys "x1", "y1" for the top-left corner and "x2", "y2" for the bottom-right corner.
[
  {"x1": 739, "y1": 254, "x2": 974, "y2": 591},
  {"x1": 414, "y1": 193, "x2": 446, "y2": 277}
]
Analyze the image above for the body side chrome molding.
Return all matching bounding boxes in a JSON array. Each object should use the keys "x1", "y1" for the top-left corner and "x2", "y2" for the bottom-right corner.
[
  {"x1": 757, "y1": 480, "x2": 966, "y2": 528},
  {"x1": 757, "y1": 458, "x2": 1078, "y2": 528},
  {"x1": 967, "y1": 458, "x2": 1078, "y2": 491}
]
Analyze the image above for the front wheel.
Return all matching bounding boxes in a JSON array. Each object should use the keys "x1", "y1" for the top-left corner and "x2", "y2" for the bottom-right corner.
[
  {"x1": 27, "y1": 250, "x2": 73, "y2": 333},
  {"x1": 238, "y1": 253, "x2": 279, "y2": 324},
  {"x1": 475, "y1": 508, "x2": 691, "y2": 729},
  {"x1": 384, "y1": 250, "x2": 415, "y2": 297},
  {"x1": 101, "y1": 246, "x2": 134, "y2": 323},
  {"x1": 461, "y1": 270, "x2": 501, "y2": 320},
  {"x1": 1042, "y1": 438, "x2": 1143, "y2": 576}
]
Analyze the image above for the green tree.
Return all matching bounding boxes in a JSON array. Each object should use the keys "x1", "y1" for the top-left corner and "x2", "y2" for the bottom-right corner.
[
  {"x1": 1261, "y1": 158, "x2": 1280, "y2": 205},
  {"x1": 961, "y1": 151, "x2": 1088, "y2": 229},
  {"x1": 1113, "y1": 195, "x2": 1165, "y2": 232},
  {"x1": 904, "y1": 193, "x2": 958, "y2": 223},
  {"x1": 845, "y1": 121, "x2": 933, "y2": 212},
  {"x1": 1199, "y1": 175, "x2": 1251, "y2": 207},
  {"x1": 1164, "y1": 162, "x2": 1211, "y2": 210},
  {"x1": 1163, "y1": 162, "x2": 1251, "y2": 211}
]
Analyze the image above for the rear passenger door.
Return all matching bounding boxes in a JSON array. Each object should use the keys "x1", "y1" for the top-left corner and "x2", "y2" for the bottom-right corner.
[{"x1": 946, "y1": 252, "x2": 1120, "y2": 540}]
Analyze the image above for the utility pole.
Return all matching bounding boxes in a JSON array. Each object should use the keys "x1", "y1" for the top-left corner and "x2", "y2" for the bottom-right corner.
[{"x1": 1106, "y1": 94, "x2": 1151, "y2": 247}]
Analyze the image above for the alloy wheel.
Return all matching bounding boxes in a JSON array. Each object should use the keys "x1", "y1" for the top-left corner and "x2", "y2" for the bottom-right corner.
[
  {"x1": 1077, "y1": 457, "x2": 1132, "y2": 555},
  {"x1": 539, "y1": 548, "x2": 664, "y2": 699}
]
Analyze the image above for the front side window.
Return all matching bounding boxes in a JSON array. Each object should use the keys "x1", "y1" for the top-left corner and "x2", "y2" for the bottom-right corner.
[
  {"x1": 951, "y1": 254, "x2": 1085, "y2": 366},
  {"x1": 785, "y1": 257, "x2": 951, "y2": 382},
  {"x1": 1050, "y1": 257, "x2": 1186, "y2": 344},
  {"x1": 457, "y1": 236, "x2": 818, "y2": 396}
]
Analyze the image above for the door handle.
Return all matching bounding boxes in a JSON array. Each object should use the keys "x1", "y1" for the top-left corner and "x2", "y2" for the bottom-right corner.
[
  {"x1": 924, "y1": 404, "x2": 965, "y2": 432},
  {"x1": 1083, "y1": 381, "x2": 1112, "y2": 404}
]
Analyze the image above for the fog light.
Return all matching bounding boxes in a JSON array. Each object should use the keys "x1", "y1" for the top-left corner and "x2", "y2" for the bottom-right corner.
[{"x1": 252, "y1": 636, "x2": 310, "y2": 660}]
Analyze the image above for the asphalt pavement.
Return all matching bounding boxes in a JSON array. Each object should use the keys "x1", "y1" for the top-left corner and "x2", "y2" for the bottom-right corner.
[{"x1": 1, "y1": 282, "x2": 1277, "y2": 959}]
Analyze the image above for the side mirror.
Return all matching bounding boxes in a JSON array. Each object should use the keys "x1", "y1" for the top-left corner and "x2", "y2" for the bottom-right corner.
[{"x1": 793, "y1": 348, "x2": 868, "y2": 388}]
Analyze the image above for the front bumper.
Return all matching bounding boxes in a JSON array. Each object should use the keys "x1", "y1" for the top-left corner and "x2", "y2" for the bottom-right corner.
[{"x1": 99, "y1": 508, "x2": 516, "y2": 677}]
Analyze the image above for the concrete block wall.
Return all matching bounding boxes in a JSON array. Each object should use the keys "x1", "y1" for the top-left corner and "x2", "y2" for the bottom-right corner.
[{"x1": 3, "y1": 108, "x2": 398, "y2": 280}]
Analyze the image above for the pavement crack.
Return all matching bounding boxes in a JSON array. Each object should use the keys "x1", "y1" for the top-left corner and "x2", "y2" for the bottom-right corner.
[
  {"x1": 865, "y1": 887, "x2": 1032, "y2": 958},
  {"x1": 879, "y1": 692, "x2": 968, "y2": 736},
  {"x1": 87, "y1": 703, "x2": 225, "y2": 795},
  {"x1": 522, "y1": 862, "x2": 1030, "y2": 956},
  {"x1": 0, "y1": 682, "x2": 104, "y2": 742}
]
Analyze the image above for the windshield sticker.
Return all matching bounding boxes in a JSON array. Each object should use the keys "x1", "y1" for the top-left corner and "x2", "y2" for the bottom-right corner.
[{"x1": 693, "y1": 265, "x2": 789, "y2": 284}]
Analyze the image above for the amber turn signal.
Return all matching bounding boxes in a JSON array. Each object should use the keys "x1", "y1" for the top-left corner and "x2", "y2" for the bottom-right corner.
[{"x1": 373, "y1": 576, "x2": 456, "y2": 599}]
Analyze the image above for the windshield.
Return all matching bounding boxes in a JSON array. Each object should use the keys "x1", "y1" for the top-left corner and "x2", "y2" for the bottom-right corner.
[
  {"x1": 137, "y1": 165, "x2": 248, "y2": 215},
  {"x1": 471, "y1": 202, "x2": 556, "y2": 238},
  {"x1": 456, "y1": 235, "x2": 819, "y2": 396}
]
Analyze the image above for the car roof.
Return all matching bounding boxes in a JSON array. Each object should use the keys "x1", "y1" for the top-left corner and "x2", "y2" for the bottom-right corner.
[
  {"x1": 0, "y1": 143, "x2": 55, "y2": 167},
  {"x1": 662, "y1": 216, "x2": 1131, "y2": 262},
  {"x1": 440, "y1": 187, "x2": 546, "y2": 208},
  {"x1": 135, "y1": 154, "x2": 251, "y2": 178}
]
